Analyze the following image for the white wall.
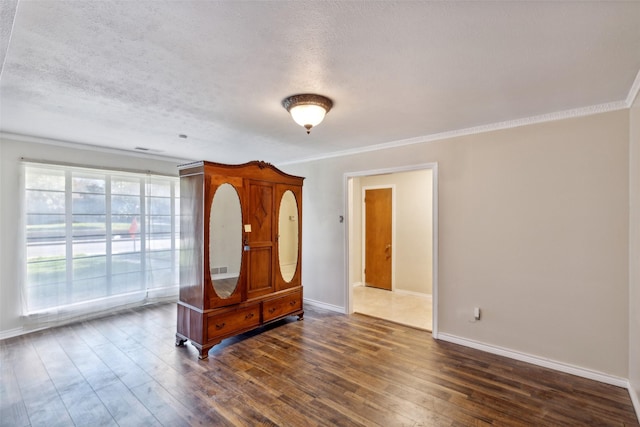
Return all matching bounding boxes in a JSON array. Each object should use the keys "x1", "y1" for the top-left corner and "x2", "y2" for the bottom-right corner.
[
  {"x1": 352, "y1": 170, "x2": 433, "y2": 295},
  {"x1": 629, "y1": 93, "x2": 640, "y2": 412},
  {"x1": 286, "y1": 110, "x2": 630, "y2": 379},
  {"x1": 0, "y1": 137, "x2": 182, "y2": 337}
]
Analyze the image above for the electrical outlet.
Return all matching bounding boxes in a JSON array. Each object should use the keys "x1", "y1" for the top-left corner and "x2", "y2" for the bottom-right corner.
[{"x1": 474, "y1": 307, "x2": 481, "y2": 321}]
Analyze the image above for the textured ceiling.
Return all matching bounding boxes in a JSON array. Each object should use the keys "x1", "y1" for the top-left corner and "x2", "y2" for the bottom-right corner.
[{"x1": 1, "y1": 1, "x2": 639, "y2": 165}]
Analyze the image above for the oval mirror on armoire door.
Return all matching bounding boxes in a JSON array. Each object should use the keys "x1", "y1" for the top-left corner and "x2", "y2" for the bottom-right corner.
[
  {"x1": 277, "y1": 190, "x2": 299, "y2": 283},
  {"x1": 209, "y1": 183, "x2": 242, "y2": 298}
]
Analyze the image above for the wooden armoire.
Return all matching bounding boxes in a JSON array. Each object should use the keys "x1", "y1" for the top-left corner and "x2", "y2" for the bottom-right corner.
[{"x1": 175, "y1": 161, "x2": 304, "y2": 359}]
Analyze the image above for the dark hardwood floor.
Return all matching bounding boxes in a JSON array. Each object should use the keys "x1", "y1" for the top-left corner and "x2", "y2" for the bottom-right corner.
[{"x1": 1, "y1": 302, "x2": 638, "y2": 426}]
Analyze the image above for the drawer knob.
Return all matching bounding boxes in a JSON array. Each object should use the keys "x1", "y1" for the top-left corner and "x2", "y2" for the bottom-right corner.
[
  {"x1": 215, "y1": 322, "x2": 226, "y2": 330},
  {"x1": 268, "y1": 307, "x2": 277, "y2": 314},
  {"x1": 289, "y1": 300, "x2": 297, "y2": 306},
  {"x1": 245, "y1": 312, "x2": 254, "y2": 320}
]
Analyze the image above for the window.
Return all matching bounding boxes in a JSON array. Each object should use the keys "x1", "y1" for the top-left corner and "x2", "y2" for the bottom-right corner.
[{"x1": 24, "y1": 163, "x2": 180, "y2": 314}]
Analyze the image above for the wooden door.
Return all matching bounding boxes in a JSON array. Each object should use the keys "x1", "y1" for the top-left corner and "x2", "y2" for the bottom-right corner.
[{"x1": 364, "y1": 188, "x2": 392, "y2": 290}]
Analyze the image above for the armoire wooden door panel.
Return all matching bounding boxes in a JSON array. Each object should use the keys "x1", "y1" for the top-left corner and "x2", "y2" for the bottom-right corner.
[
  {"x1": 275, "y1": 184, "x2": 303, "y2": 291},
  {"x1": 206, "y1": 178, "x2": 244, "y2": 309},
  {"x1": 247, "y1": 246, "x2": 273, "y2": 299},
  {"x1": 178, "y1": 172, "x2": 205, "y2": 308},
  {"x1": 246, "y1": 180, "x2": 275, "y2": 299},
  {"x1": 248, "y1": 181, "x2": 273, "y2": 243}
]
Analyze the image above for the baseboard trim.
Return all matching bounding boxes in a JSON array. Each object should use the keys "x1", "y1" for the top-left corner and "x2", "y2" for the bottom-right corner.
[
  {"x1": 437, "y1": 333, "x2": 628, "y2": 388},
  {"x1": 0, "y1": 297, "x2": 178, "y2": 341},
  {"x1": 303, "y1": 298, "x2": 345, "y2": 314},
  {"x1": 0, "y1": 327, "x2": 31, "y2": 341}
]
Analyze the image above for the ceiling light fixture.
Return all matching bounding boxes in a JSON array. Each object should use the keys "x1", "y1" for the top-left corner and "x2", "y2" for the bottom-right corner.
[{"x1": 282, "y1": 94, "x2": 333, "y2": 134}]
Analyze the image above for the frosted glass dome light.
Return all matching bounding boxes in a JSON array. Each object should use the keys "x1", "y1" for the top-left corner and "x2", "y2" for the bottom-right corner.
[{"x1": 282, "y1": 94, "x2": 333, "y2": 134}]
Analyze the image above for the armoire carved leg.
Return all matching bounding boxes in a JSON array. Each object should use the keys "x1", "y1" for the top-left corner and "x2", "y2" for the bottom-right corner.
[
  {"x1": 175, "y1": 335, "x2": 187, "y2": 347},
  {"x1": 297, "y1": 311, "x2": 304, "y2": 321},
  {"x1": 198, "y1": 345, "x2": 215, "y2": 360}
]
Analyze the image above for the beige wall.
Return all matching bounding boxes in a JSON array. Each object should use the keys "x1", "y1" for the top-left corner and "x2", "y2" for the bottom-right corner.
[
  {"x1": 351, "y1": 170, "x2": 433, "y2": 295},
  {"x1": 629, "y1": 93, "x2": 640, "y2": 408},
  {"x1": 285, "y1": 110, "x2": 630, "y2": 378}
]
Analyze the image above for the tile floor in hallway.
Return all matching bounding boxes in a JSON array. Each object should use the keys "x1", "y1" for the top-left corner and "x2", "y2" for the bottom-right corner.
[{"x1": 353, "y1": 285, "x2": 432, "y2": 331}]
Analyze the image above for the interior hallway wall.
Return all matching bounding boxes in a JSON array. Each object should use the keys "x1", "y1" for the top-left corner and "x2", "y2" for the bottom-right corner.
[
  {"x1": 351, "y1": 170, "x2": 433, "y2": 295},
  {"x1": 284, "y1": 110, "x2": 629, "y2": 379}
]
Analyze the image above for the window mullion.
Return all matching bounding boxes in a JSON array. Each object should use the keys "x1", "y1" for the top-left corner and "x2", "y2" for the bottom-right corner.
[
  {"x1": 140, "y1": 179, "x2": 147, "y2": 291},
  {"x1": 170, "y1": 182, "x2": 176, "y2": 284},
  {"x1": 65, "y1": 170, "x2": 73, "y2": 306},
  {"x1": 106, "y1": 175, "x2": 112, "y2": 296}
]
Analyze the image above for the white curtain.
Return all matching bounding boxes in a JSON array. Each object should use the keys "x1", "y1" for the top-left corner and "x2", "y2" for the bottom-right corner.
[{"x1": 19, "y1": 161, "x2": 180, "y2": 330}]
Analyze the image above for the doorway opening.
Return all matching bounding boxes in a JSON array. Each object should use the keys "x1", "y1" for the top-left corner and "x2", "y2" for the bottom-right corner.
[{"x1": 345, "y1": 163, "x2": 438, "y2": 336}]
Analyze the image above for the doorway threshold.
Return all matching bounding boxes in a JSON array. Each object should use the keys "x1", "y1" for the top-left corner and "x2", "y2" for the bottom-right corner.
[{"x1": 353, "y1": 286, "x2": 432, "y2": 331}]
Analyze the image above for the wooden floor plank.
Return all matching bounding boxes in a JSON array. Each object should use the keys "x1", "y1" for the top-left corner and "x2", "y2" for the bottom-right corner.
[
  {"x1": 0, "y1": 302, "x2": 638, "y2": 426},
  {"x1": 94, "y1": 380, "x2": 162, "y2": 426},
  {"x1": 129, "y1": 381, "x2": 195, "y2": 427},
  {"x1": 55, "y1": 325, "x2": 121, "y2": 392},
  {"x1": 58, "y1": 382, "x2": 117, "y2": 426},
  {"x1": 0, "y1": 364, "x2": 30, "y2": 427}
]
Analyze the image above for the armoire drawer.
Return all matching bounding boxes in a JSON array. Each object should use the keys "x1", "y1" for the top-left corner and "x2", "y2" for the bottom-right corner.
[
  {"x1": 206, "y1": 305, "x2": 260, "y2": 340},
  {"x1": 262, "y1": 290, "x2": 302, "y2": 322}
]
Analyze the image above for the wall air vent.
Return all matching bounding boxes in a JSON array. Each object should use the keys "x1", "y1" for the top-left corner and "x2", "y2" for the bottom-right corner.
[{"x1": 134, "y1": 146, "x2": 164, "y2": 153}]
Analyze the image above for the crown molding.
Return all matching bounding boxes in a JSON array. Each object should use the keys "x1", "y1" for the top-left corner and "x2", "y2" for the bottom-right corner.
[
  {"x1": 0, "y1": 0, "x2": 19, "y2": 82},
  {"x1": 278, "y1": 100, "x2": 629, "y2": 166},
  {"x1": 0, "y1": 132, "x2": 192, "y2": 164},
  {"x1": 627, "y1": 68, "x2": 640, "y2": 107}
]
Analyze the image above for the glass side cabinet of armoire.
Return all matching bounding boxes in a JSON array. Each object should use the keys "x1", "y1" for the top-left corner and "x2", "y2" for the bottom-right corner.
[{"x1": 175, "y1": 161, "x2": 304, "y2": 359}]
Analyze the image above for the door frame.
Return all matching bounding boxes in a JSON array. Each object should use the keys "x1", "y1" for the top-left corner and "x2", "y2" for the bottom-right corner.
[
  {"x1": 361, "y1": 184, "x2": 396, "y2": 291},
  {"x1": 344, "y1": 162, "x2": 439, "y2": 338}
]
